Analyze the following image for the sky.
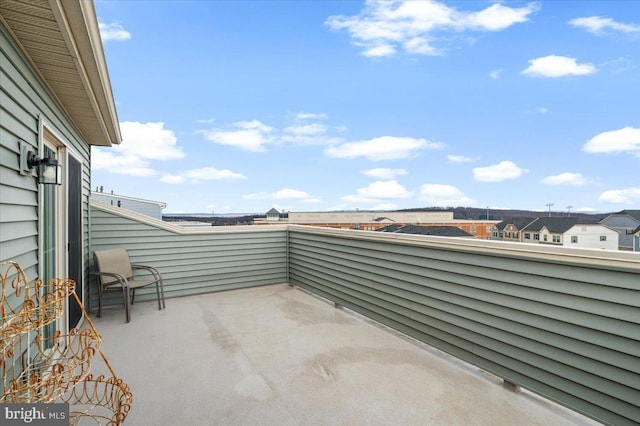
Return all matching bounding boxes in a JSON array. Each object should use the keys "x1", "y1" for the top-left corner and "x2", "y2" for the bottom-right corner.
[{"x1": 92, "y1": 0, "x2": 640, "y2": 214}]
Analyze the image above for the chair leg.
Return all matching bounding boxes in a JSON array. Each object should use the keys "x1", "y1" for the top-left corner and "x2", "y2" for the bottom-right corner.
[
  {"x1": 155, "y1": 282, "x2": 162, "y2": 310},
  {"x1": 159, "y1": 279, "x2": 166, "y2": 309},
  {"x1": 123, "y1": 287, "x2": 131, "y2": 323},
  {"x1": 131, "y1": 289, "x2": 136, "y2": 305},
  {"x1": 97, "y1": 284, "x2": 103, "y2": 318}
]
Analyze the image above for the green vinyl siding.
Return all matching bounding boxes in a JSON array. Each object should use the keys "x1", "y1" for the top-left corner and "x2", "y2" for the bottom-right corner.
[
  {"x1": 86, "y1": 204, "x2": 640, "y2": 426},
  {"x1": 287, "y1": 228, "x2": 640, "y2": 426},
  {"x1": 0, "y1": 23, "x2": 92, "y2": 292},
  {"x1": 89, "y1": 203, "x2": 288, "y2": 306}
]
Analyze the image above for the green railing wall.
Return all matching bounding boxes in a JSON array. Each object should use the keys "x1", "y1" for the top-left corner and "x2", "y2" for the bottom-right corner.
[
  {"x1": 89, "y1": 202, "x2": 640, "y2": 425},
  {"x1": 89, "y1": 202, "x2": 287, "y2": 306},
  {"x1": 288, "y1": 226, "x2": 640, "y2": 426}
]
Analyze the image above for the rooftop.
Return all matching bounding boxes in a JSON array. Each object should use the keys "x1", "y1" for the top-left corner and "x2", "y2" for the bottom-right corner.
[{"x1": 91, "y1": 284, "x2": 598, "y2": 426}]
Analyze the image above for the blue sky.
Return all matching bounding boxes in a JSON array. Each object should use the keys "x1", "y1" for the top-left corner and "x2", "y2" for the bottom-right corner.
[{"x1": 92, "y1": 1, "x2": 640, "y2": 214}]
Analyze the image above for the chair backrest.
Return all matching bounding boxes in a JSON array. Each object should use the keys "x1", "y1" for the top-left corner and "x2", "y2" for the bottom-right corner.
[{"x1": 93, "y1": 249, "x2": 133, "y2": 285}]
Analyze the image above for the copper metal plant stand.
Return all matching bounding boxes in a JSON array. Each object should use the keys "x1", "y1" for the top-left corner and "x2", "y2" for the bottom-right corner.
[{"x1": 1, "y1": 261, "x2": 132, "y2": 424}]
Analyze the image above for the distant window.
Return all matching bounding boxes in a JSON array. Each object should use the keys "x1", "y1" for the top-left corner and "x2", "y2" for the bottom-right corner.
[
  {"x1": 534, "y1": 234, "x2": 540, "y2": 241},
  {"x1": 600, "y1": 235, "x2": 607, "y2": 241},
  {"x1": 486, "y1": 226, "x2": 492, "y2": 232},
  {"x1": 571, "y1": 236, "x2": 578, "y2": 243},
  {"x1": 524, "y1": 233, "x2": 531, "y2": 240},
  {"x1": 553, "y1": 235, "x2": 561, "y2": 243},
  {"x1": 543, "y1": 235, "x2": 548, "y2": 242}
]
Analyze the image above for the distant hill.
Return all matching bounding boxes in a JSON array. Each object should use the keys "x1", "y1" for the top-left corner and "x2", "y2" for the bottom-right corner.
[
  {"x1": 164, "y1": 207, "x2": 610, "y2": 225},
  {"x1": 163, "y1": 214, "x2": 260, "y2": 225},
  {"x1": 394, "y1": 207, "x2": 608, "y2": 222}
]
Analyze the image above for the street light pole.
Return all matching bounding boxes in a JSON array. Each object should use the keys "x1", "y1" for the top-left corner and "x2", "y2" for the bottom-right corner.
[{"x1": 567, "y1": 206, "x2": 572, "y2": 217}]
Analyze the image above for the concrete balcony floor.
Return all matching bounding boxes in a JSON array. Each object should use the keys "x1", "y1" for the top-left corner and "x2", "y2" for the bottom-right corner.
[{"x1": 90, "y1": 284, "x2": 599, "y2": 426}]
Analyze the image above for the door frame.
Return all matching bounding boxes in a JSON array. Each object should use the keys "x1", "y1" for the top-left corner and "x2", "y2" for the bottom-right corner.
[{"x1": 38, "y1": 119, "x2": 86, "y2": 336}]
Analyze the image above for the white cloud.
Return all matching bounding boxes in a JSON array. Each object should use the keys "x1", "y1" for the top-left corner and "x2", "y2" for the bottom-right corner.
[
  {"x1": 343, "y1": 180, "x2": 412, "y2": 204},
  {"x1": 447, "y1": 155, "x2": 477, "y2": 163},
  {"x1": 489, "y1": 69, "x2": 502, "y2": 79},
  {"x1": 284, "y1": 123, "x2": 328, "y2": 136},
  {"x1": 160, "y1": 167, "x2": 245, "y2": 184},
  {"x1": 464, "y1": 3, "x2": 535, "y2": 31},
  {"x1": 326, "y1": 1, "x2": 537, "y2": 57},
  {"x1": 282, "y1": 112, "x2": 342, "y2": 145},
  {"x1": 201, "y1": 120, "x2": 273, "y2": 152},
  {"x1": 419, "y1": 184, "x2": 474, "y2": 206},
  {"x1": 117, "y1": 122, "x2": 185, "y2": 160},
  {"x1": 363, "y1": 168, "x2": 408, "y2": 179},
  {"x1": 569, "y1": 16, "x2": 640, "y2": 34},
  {"x1": 99, "y1": 22, "x2": 131, "y2": 42},
  {"x1": 364, "y1": 45, "x2": 397, "y2": 58},
  {"x1": 582, "y1": 127, "x2": 640, "y2": 156},
  {"x1": 536, "y1": 107, "x2": 549, "y2": 114},
  {"x1": 372, "y1": 203, "x2": 398, "y2": 210},
  {"x1": 576, "y1": 207, "x2": 596, "y2": 212},
  {"x1": 296, "y1": 112, "x2": 328, "y2": 120},
  {"x1": 599, "y1": 187, "x2": 640, "y2": 204},
  {"x1": 273, "y1": 188, "x2": 316, "y2": 200},
  {"x1": 196, "y1": 117, "x2": 216, "y2": 124},
  {"x1": 92, "y1": 150, "x2": 155, "y2": 176},
  {"x1": 325, "y1": 136, "x2": 443, "y2": 161},
  {"x1": 92, "y1": 121, "x2": 184, "y2": 177},
  {"x1": 540, "y1": 172, "x2": 585, "y2": 186},
  {"x1": 244, "y1": 188, "x2": 320, "y2": 203},
  {"x1": 522, "y1": 55, "x2": 596, "y2": 78},
  {"x1": 159, "y1": 174, "x2": 186, "y2": 184},
  {"x1": 599, "y1": 56, "x2": 637, "y2": 74},
  {"x1": 473, "y1": 161, "x2": 528, "y2": 182}
]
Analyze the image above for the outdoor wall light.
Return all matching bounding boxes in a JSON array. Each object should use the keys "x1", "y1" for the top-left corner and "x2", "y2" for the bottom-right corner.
[{"x1": 27, "y1": 151, "x2": 62, "y2": 185}]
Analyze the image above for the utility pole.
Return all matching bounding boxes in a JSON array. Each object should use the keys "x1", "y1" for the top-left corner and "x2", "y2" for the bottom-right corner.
[
  {"x1": 546, "y1": 203, "x2": 554, "y2": 217},
  {"x1": 566, "y1": 206, "x2": 572, "y2": 217},
  {"x1": 486, "y1": 206, "x2": 490, "y2": 221}
]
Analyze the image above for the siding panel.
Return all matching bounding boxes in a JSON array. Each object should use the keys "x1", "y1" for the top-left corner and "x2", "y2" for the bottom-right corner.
[
  {"x1": 1, "y1": 23, "x2": 92, "y2": 309},
  {"x1": 288, "y1": 228, "x2": 640, "y2": 426},
  {"x1": 88, "y1": 204, "x2": 287, "y2": 306}
]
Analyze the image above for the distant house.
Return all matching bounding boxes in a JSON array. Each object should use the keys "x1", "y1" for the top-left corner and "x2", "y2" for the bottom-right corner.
[
  {"x1": 599, "y1": 210, "x2": 640, "y2": 251},
  {"x1": 492, "y1": 218, "x2": 538, "y2": 242},
  {"x1": 633, "y1": 225, "x2": 640, "y2": 252},
  {"x1": 91, "y1": 191, "x2": 166, "y2": 220},
  {"x1": 377, "y1": 224, "x2": 474, "y2": 238},
  {"x1": 520, "y1": 218, "x2": 617, "y2": 250},
  {"x1": 266, "y1": 208, "x2": 282, "y2": 222}
]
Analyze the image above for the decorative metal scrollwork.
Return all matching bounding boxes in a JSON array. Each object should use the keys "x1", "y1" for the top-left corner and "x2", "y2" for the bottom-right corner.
[{"x1": 1, "y1": 261, "x2": 132, "y2": 424}]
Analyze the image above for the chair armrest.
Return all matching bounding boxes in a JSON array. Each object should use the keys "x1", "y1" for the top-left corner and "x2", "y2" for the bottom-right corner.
[
  {"x1": 131, "y1": 265, "x2": 162, "y2": 281},
  {"x1": 91, "y1": 271, "x2": 128, "y2": 288}
]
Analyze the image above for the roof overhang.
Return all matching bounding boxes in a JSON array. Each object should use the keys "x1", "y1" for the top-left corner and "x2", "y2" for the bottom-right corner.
[{"x1": 0, "y1": 0, "x2": 121, "y2": 146}]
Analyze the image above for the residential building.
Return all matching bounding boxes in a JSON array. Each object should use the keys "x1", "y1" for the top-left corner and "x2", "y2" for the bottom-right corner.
[
  {"x1": 633, "y1": 225, "x2": 640, "y2": 252},
  {"x1": 91, "y1": 190, "x2": 167, "y2": 220},
  {"x1": 377, "y1": 224, "x2": 474, "y2": 238},
  {"x1": 265, "y1": 207, "x2": 282, "y2": 222},
  {"x1": 1, "y1": 1, "x2": 121, "y2": 331},
  {"x1": 599, "y1": 210, "x2": 640, "y2": 251},
  {"x1": 492, "y1": 218, "x2": 539, "y2": 242},
  {"x1": 519, "y1": 218, "x2": 618, "y2": 250},
  {"x1": 256, "y1": 209, "x2": 498, "y2": 238}
]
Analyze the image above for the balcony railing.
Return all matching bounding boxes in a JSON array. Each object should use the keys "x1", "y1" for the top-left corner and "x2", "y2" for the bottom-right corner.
[{"x1": 90, "y1": 200, "x2": 640, "y2": 426}]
